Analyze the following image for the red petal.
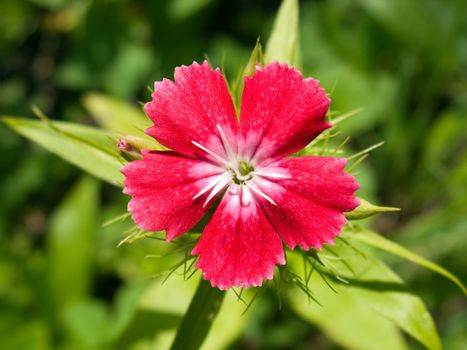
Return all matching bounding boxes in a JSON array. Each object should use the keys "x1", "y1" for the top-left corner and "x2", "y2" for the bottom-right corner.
[
  {"x1": 193, "y1": 186, "x2": 285, "y2": 290},
  {"x1": 258, "y1": 156, "x2": 360, "y2": 250},
  {"x1": 239, "y1": 62, "x2": 330, "y2": 163},
  {"x1": 122, "y1": 151, "x2": 222, "y2": 240},
  {"x1": 145, "y1": 61, "x2": 238, "y2": 159}
]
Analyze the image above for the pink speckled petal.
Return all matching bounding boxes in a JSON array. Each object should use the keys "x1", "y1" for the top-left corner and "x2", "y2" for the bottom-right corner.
[
  {"x1": 145, "y1": 61, "x2": 238, "y2": 159},
  {"x1": 122, "y1": 151, "x2": 223, "y2": 240},
  {"x1": 258, "y1": 156, "x2": 359, "y2": 250},
  {"x1": 239, "y1": 62, "x2": 330, "y2": 163},
  {"x1": 193, "y1": 185, "x2": 285, "y2": 290}
]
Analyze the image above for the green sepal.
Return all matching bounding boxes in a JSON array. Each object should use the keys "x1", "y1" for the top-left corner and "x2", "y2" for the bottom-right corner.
[
  {"x1": 231, "y1": 39, "x2": 264, "y2": 111},
  {"x1": 346, "y1": 197, "x2": 400, "y2": 220}
]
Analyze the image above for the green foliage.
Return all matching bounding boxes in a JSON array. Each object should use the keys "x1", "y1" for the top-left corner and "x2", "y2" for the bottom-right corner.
[
  {"x1": 348, "y1": 228, "x2": 466, "y2": 294},
  {"x1": 283, "y1": 231, "x2": 445, "y2": 350},
  {"x1": 2, "y1": 116, "x2": 124, "y2": 185},
  {"x1": 82, "y1": 93, "x2": 153, "y2": 141},
  {"x1": 1, "y1": 0, "x2": 467, "y2": 349},
  {"x1": 47, "y1": 177, "x2": 99, "y2": 308},
  {"x1": 288, "y1": 255, "x2": 408, "y2": 350},
  {"x1": 170, "y1": 280, "x2": 225, "y2": 350},
  {"x1": 264, "y1": 0, "x2": 300, "y2": 67}
]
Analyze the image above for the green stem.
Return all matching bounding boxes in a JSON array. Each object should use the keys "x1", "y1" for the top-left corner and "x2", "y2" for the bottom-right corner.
[{"x1": 170, "y1": 279, "x2": 225, "y2": 350}]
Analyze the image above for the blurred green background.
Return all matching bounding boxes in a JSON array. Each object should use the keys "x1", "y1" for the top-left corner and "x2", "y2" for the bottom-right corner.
[{"x1": 1, "y1": 0, "x2": 466, "y2": 349}]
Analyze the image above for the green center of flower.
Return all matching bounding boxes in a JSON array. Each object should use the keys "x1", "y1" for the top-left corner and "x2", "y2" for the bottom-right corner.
[
  {"x1": 231, "y1": 161, "x2": 255, "y2": 184},
  {"x1": 239, "y1": 161, "x2": 255, "y2": 176}
]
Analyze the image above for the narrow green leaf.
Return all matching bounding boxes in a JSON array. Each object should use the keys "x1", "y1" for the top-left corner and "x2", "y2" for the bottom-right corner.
[
  {"x1": 346, "y1": 197, "x2": 400, "y2": 220},
  {"x1": 330, "y1": 108, "x2": 364, "y2": 125},
  {"x1": 48, "y1": 177, "x2": 99, "y2": 308},
  {"x1": 82, "y1": 93, "x2": 153, "y2": 141},
  {"x1": 3, "y1": 116, "x2": 124, "y2": 186},
  {"x1": 265, "y1": 0, "x2": 301, "y2": 67},
  {"x1": 170, "y1": 279, "x2": 225, "y2": 350},
  {"x1": 50, "y1": 120, "x2": 120, "y2": 156},
  {"x1": 348, "y1": 228, "x2": 467, "y2": 294},
  {"x1": 347, "y1": 141, "x2": 385, "y2": 160}
]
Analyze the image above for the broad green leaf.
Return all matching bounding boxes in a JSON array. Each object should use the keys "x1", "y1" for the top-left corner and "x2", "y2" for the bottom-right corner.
[
  {"x1": 311, "y1": 237, "x2": 442, "y2": 350},
  {"x1": 3, "y1": 116, "x2": 124, "y2": 186},
  {"x1": 348, "y1": 228, "x2": 466, "y2": 294},
  {"x1": 62, "y1": 300, "x2": 112, "y2": 347},
  {"x1": 265, "y1": 0, "x2": 301, "y2": 67},
  {"x1": 82, "y1": 92, "x2": 153, "y2": 141},
  {"x1": 288, "y1": 255, "x2": 407, "y2": 350},
  {"x1": 48, "y1": 177, "x2": 99, "y2": 308},
  {"x1": 170, "y1": 279, "x2": 225, "y2": 350},
  {"x1": 345, "y1": 197, "x2": 400, "y2": 220}
]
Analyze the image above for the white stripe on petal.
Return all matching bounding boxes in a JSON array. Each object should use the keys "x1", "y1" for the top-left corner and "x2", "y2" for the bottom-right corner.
[
  {"x1": 203, "y1": 172, "x2": 232, "y2": 207},
  {"x1": 252, "y1": 170, "x2": 291, "y2": 180},
  {"x1": 193, "y1": 173, "x2": 226, "y2": 200},
  {"x1": 240, "y1": 185, "x2": 254, "y2": 206}
]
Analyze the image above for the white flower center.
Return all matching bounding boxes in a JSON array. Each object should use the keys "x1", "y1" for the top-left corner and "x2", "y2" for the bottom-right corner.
[{"x1": 191, "y1": 125, "x2": 290, "y2": 207}]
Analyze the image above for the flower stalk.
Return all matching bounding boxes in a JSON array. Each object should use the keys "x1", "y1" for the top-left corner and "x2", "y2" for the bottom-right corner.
[{"x1": 170, "y1": 279, "x2": 225, "y2": 350}]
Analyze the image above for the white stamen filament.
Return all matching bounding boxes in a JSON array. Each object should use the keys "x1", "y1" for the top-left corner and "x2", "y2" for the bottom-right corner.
[
  {"x1": 216, "y1": 124, "x2": 236, "y2": 162},
  {"x1": 245, "y1": 182, "x2": 277, "y2": 206},
  {"x1": 191, "y1": 125, "x2": 283, "y2": 207},
  {"x1": 192, "y1": 140, "x2": 231, "y2": 167}
]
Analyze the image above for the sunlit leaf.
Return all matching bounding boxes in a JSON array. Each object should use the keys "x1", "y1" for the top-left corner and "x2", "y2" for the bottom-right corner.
[
  {"x1": 310, "y1": 237, "x2": 442, "y2": 350},
  {"x1": 288, "y1": 255, "x2": 408, "y2": 350},
  {"x1": 347, "y1": 228, "x2": 466, "y2": 294},
  {"x1": 82, "y1": 93, "x2": 155, "y2": 142},
  {"x1": 3, "y1": 116, "x2": 124, "y2": 186},
  {"x1": 265, "y1": 0, "x2": 301, "y2": 67}
]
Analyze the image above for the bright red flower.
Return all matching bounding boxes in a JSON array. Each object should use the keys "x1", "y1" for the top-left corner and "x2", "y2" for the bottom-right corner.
[{"x1": 122, "y1": 61, "x2": 359, "y2": 290}]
